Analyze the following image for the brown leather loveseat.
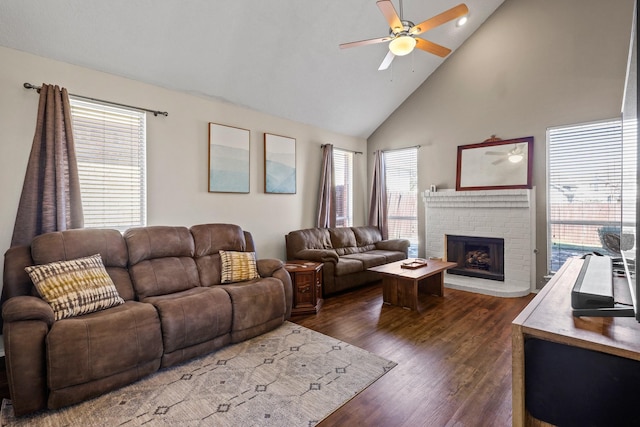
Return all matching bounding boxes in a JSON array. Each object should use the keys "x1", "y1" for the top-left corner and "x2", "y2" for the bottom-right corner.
[
  {"x1": 1, "y1": 223, "x2": 292, "y2": 416},
  {"x1": 285, "y1": 226, "x2": 409, "y2": 296}
]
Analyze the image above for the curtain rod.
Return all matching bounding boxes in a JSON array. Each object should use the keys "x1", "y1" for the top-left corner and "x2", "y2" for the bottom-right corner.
[
  {"x1": 320, "y1": 144, "x2": 363, "y2": 155},
  {"x1": 23, "y1": 82, "x2": 168, "y2": 117},
  {"x1": 381, "y1": 145, "x2": 421, "y2": 153}
]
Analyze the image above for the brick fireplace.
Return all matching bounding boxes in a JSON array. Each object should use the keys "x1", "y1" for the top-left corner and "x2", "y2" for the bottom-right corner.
[{"x1": 423, "y1": 189, "x2": 535, "y2": 297}]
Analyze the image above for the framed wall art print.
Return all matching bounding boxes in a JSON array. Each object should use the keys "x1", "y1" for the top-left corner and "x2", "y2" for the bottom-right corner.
[
  {"x1": 264, "y1": 133, "x2": 296, "y2": 194},
  {"x1": 208, "y1": 123, "x2": 250, "y2": 193}
]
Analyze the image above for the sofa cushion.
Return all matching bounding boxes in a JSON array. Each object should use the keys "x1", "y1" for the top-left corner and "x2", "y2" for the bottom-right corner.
[
  {"x1": 30, "y1": 229, "x2": 135, "y2": 301},
  {"x1": 219, "y1": 277, "x2": 286, "y2": 342},
  {"x1": 46, "y1": 301, "x2": 162, "y2": 391},
  {"x1": 342, "y1": 252, "x2": 388, "y2": 269},
  {"x1": 220, "y1": 250, "x2": 260, "y2": 283},
  {"x1": 334, "y1": 257, "x2": 364, "y2": 276},
  {"x1": 367, "y1": 249, "x2": 408, "y2": 263},
  {"x1": 25, "y1": 254, "x2": 125, "y2": 321},
  {"x1": 125, "y1": 226, "x2": 200, "y2": 299},
  {"x1": 191, "y1": 223, "x2": 249, "y2": 287},
  {"x1": 191, "y1": 223, "x2": 248, "y2": 254},
  {"x1": 329, "y1": 228, "x2": 357, "y2": 256},
  {"x1": 143, "y1": 287, "x2": 232, "y2": 355},
  {"x1": 285, "y1": 228, "x2": 332, "y2": 260},
  {"x1": 353, "y1": 226, "x2": 383, "y2": 246},
  {"x1": 125, "y1": 226, "x2": 195, "y2": 265}
]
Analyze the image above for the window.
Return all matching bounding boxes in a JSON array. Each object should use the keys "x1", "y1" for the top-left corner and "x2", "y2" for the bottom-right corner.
[
  {"x1": 70, "y1": 98, "x2": 147, "y2": 232},
  {"x1": 547, "y1": 119, "x2": 622, "y2": 272},
  {"x1": 385, "y1": 147, "x2": 418, "y2": 257},
  {"x1": 333, "y1": 149, "x2": 353, "y2": 227}
]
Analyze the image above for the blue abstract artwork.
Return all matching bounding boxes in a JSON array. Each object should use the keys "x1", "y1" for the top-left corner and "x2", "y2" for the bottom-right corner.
[
  {"x1": 264, "y1": 133, "x2": 296, "y2": 194},
  {"x1": 209, "y1": 123, "x2": 250, "y2": 193}
]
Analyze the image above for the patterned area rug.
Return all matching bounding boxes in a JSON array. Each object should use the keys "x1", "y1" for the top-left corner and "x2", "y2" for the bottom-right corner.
[{"x1": 1, "y1": 321, "x2": 396, "y2": 426}]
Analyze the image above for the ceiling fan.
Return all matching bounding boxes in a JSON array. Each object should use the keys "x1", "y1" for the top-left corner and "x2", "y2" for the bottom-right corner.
[
  {"x1": 339, "y1": 0, "x2": 469, "y2": 71},
  {"x1": 486, "y1": 144, "x2": 526, "y2": 165}
]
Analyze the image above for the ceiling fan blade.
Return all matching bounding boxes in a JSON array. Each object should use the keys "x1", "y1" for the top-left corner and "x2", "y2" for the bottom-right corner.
[
  {"x1": 410, "y1": 4, "x2": 469, "y2": 35},
  {"x1": 485, "y1": 151, "x2": 507, "y2": 156},
  {"x1": 378, "y1": 51, "x2": 395, "y2": 71},
  {"x1": 415, "y1": 38, "x2": 451, "y2": 57},
  {"x1": 492, "y1": 158, "x2": 507, "y2": 165},
  {"x1": 377, "y1": 0, "x2": 403, "y2": 33},
  {"x1": 339, "y1": 36, "x2": 392, "y2": 49}
]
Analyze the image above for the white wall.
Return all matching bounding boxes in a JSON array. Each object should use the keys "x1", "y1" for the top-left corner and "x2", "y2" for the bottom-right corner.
[
  {"x1": 367, "y1": 0, "x2": 635, "y2": 288},
  {"x1": 0, "y1": 46, "x2": 368, "y2": 283}
]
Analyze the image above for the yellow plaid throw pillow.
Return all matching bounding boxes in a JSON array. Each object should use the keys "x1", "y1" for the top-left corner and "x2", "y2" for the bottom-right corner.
[
  {"x1": 25, "y1": 254, "x2": 125, "y2": 320},
  {"x1": 219, "y1": 250, "x2": 260, "y2": 283}
]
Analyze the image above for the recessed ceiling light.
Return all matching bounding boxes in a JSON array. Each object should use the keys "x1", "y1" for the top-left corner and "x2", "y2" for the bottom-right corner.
[{"x1": 457, "y1": 16, "x2": 468, "y2": 27}]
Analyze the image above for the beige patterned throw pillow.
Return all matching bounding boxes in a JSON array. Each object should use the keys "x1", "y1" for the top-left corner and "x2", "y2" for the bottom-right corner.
[
  {"x1": 25, "y1": 254, "x2": 125, "y2": 320},
  {"x1": 219, "y1": 250, "x2": 260, "y2": 283}
]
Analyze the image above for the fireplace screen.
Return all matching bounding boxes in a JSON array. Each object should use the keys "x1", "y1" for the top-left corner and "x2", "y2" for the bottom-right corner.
[{"x1": 446, "y1": 235, "x2": 505, "y2": 281}]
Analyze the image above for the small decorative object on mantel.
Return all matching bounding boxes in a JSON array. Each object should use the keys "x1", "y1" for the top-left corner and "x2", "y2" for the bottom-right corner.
[{"x1": 456, "y1": 135, "x2": 533, "y2": 191}]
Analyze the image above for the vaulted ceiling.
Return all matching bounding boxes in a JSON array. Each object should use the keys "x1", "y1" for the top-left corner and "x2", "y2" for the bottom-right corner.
[{"x1": 0, "y1": 0, "x2": 504, "y2": 138}]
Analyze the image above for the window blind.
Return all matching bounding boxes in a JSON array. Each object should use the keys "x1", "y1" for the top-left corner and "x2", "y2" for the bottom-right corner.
[
  {"x1": 70, "y1": 98, "x2": 147, "y2": 232},
  {"x1": 385, "y1": 147, "x2": 418, "y2": 257},
  {"x1": 333, "y1": 149, "x2": 353, "y2": 227},
  {"x1": 547, "y1": 119, "x2": 622, "y2": 272}
]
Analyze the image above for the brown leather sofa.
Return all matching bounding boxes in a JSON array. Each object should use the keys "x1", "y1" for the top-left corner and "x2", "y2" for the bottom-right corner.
[
  {"x1": 1, "y1": 223, "x2": 292, "y2": 416},
  {"x1": 285, "y1": 226, "x2": 409, "y2": 296}
]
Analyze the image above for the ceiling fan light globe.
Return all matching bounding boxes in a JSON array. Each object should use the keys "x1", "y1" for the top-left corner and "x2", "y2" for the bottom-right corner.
[
  {"x1": 456, "y1": 16, "x2": 468, "y2": 27},
  {"x1": 389, "y1": 36, "x2": 416, "y2": 56},
  {"x1": 508, "y1": 154, "x2": 524, "y2": 163}
]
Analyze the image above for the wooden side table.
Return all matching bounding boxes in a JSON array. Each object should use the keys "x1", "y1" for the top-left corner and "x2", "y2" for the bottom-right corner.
[{"x1": 284, "y1": 261, "x2": 323, "y2": 316}]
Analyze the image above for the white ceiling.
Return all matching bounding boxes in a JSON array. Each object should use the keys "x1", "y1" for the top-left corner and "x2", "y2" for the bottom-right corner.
[{"x1": 0, "y1": 0, "x2": 504, "y2": 138}]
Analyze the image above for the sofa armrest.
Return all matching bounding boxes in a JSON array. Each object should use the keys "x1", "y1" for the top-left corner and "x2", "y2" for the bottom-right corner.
[
  {"x1": 256, "y1": 259, "x2": 284, "y2": 278},
  {"x1": 293, "y1": 249, "x2": 339, "y2": 264},
  {"x1": 375, "y1": 239, "x2": 410, "y2": 255},
  {"x1": 3, "y1": 296, "x2": 55, "y2": 325},
  {"x1": 2, "y1": 296, "x2": 52, "y2": 415},
  {"x1": 256, "y1": 259, "x2": 293, "y2": 320}
]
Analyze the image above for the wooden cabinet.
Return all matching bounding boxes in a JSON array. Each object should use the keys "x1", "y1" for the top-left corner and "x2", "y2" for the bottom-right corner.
[
  {"x1": 512, "y1": 257, "x2": 640, "y2": 426},
  {"x1": 284, "y1": 261, "x2": 323, "y2": 316}
]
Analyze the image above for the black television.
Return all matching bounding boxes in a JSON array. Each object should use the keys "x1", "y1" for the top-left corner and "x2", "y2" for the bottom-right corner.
[{"x1": 571, "y1": 2, "x2": 638, "y2": 321}]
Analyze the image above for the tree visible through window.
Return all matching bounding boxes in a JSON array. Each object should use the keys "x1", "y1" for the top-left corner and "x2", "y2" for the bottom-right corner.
[
  {"x1": 547, "y1": 119, "x2": 622, "y2": 272},
  {"x1": 385, "y1": 147, "x2": 418, "y2": 257},
  {"x1": 69, "y1": 98, "x2": 147, "y2": 232},
  {"x1": 333, "y1": 149, "x2": 353, "y2": 227}
]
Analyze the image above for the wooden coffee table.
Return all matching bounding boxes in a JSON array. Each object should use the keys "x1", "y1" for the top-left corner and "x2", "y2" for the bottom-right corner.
[{"x1": 368, "y1": 259, "x2": 457, "y2": 311}]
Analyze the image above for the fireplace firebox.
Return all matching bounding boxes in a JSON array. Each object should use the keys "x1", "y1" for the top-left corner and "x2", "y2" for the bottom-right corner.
[{"x1": 446, "y1": 235, "x2": 505, "y2": 281}]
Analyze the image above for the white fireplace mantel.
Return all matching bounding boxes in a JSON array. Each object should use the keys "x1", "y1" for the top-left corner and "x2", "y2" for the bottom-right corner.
[{"x1": 422, "y1": 189, "x2": 536, "y2": 297}]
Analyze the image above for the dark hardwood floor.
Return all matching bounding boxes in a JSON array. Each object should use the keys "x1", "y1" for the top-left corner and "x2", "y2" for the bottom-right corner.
[
  {"x1": 0, "y1": 283, "x2": 534, "y2": 426},
  {"x1": 291, "y1": 282, "x2": 535, "y2": 427}
]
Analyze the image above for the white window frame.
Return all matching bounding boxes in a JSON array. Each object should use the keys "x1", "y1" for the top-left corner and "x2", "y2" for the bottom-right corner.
[{"x1": 70, "y1": 98, "x2": 147, "y2": 232}]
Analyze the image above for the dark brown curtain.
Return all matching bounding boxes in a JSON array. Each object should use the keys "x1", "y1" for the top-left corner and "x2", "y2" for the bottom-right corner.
[
  {"x1": 11, "y1": 83, "x2": 83, "y2": 247},
  {"x1": 316, "y1": 144, "x2": 336, "y2": 228},
  {"x1": 368, "y1": 150, "x2": 388, "y2": 239}
]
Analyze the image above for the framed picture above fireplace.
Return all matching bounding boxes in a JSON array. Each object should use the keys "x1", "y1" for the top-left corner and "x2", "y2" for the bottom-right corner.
[{"x1": 456, "y1": 136, "x2": 533, "y2": 191}]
